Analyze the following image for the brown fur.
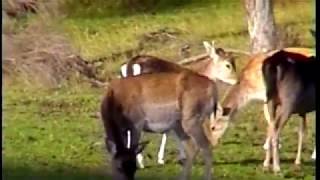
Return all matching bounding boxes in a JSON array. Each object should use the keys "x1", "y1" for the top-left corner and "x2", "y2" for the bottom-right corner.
[
  {"x1": 210, "y1": 47, "x2": 314, "y2": 156},
  {"x1": 262, "y1": 51, "x2": 315, "y2": 173},
  {"x1": 222, "y1": 47, "x2": 313, "y2": 114},
  {"x1": 101, "y1": 71, "x2": 219, "y2": 180}
]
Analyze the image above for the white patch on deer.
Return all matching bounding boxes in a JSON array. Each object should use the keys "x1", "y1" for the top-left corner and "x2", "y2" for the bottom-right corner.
[
  {"x1": 220, "y1": 78, "x2": 237, "y2": 85},
  {"x1": 157, "y1": 133, "x2": 167, "y2": 165},
  {"x1": 136, "y1": 153, "x2": 145, "y2": 168},
  {"x1": 120, "y1": 63, "x2": 128, "y2": 77},
  {"x1": 287, "y1": 57, "x2": 295, "y2": 64},
  {"x1": 127, "y1": 130, "x2": 131, "y2": 149},
  {"x1": 132, "y1": 63, "x2": 141, "y2": 76},
  {"x1": 311, "y1": 148, "x2": 316, "y2": 160}
]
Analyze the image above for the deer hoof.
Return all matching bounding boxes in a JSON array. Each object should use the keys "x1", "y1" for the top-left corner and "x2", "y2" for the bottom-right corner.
[
  {"x1": 273, "y1": 171, "x2": 283, "y2": 177},
  {"x1": 157, "y1": 159, "x2": 165, "y2": 165},
  {"x1": 311, "y1": 151, "x2": 316, "y2": 160},
  {"x1": 273, "y1": 167, "x2": 281, "y2": 175},
  {"x1": 138, "y1": 164, "x2": 145, "y2": 169}
]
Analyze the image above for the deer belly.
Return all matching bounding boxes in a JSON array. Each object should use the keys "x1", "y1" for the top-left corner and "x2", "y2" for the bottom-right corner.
[{"x1": 143, "y1": 104, "x2": 180, "y2": 133}]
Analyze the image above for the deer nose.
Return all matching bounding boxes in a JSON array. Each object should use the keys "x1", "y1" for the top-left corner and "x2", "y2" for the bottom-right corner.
[{"x1": 211, "y1": 126, "x2": 216, "y2": 131}]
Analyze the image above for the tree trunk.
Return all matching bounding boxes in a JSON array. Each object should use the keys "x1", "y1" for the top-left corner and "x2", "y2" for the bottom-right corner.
[{"x1": 245, "y1": 0, "x2": 277, "y2": 54}]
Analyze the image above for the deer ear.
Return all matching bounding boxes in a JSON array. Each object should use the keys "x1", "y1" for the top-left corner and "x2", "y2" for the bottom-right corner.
[
  {"x1": 208, "y1": 41, "x2": 219, "y2": 64},
  {"x1": 222, "y1": 107, "x2": 231, "y2": 116},
  {"x1": 203, "y1": 41, "x2": 212, "y2": 54},
  {"x1": 134, "y1": 141, "x2": 149, "y2": 155},
  {"x1": 215, "y1": 48, "x2": 226, "y2": 56}
]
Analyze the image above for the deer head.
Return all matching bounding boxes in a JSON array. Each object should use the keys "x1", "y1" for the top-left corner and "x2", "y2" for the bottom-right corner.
[
  {"x1": 107, "y1": 138, "x2": 148, "y2": 180},
  {"x1": 207, "y1": 105, "x2": 232, "y2": 146},
  {"x1": 203, "y1": 41, "x2": 237, "y2": 85}
]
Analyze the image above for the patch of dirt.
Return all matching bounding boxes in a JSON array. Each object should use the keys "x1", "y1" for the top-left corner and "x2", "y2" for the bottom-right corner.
[{"x1": 2, "y1": 16, "x2": 101, "y2": 88}]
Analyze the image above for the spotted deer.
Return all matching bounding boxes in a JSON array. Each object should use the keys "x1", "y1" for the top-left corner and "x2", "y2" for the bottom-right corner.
[
  {"x1": 262, "y1": 50, "x2": 315, "y2": 173},
  {"x1": 101, "y1": 71, "x2": 220, "y2": 180},
  {"x1": 209, "y1": 47, "x2": 314, "y2": 160},
  {"x1": 119, "y1": 41, "x2": 237, "y2": 168}
]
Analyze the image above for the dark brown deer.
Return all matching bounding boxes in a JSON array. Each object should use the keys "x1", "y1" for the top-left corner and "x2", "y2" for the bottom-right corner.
[
  {"x1": 100, "y1": 71, "x2": 220, "y2": 180},
  {"x1": 119, "y1": 41, "x2": 237, "y2": 167},
  {"x1": 261, "y1": 51, "x2": 315, "y2": 173}
]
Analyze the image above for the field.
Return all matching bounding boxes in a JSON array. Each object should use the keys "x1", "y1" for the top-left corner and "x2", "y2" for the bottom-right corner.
[{"x1": 3, "y1": 0, "x2": 315, "y2": 179}]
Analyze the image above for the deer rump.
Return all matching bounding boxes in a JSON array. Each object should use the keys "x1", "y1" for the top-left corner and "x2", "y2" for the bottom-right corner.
[{"x1": 262, "y1": 51, "x2": 316, "y2": 114}]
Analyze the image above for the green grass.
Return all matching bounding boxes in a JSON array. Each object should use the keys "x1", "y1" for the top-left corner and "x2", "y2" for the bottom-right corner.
[
  {"x1": 3, "y1": 0, "x2": 315, "y2": 179},
  {"x1": 3, "y1": 84, "x2": 315, "y2": 180},
  {"x1": 60, "y1": 0, "x2": 314, "y2": 62}
]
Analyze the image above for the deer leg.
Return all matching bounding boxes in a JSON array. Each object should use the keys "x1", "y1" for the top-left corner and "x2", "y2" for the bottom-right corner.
[
  {"x1": 157, "y1": 133, "x2": 167, "y2": 165},
  {"x1": 182, "y1": 119, "x2": 213, "y2": 180},
  {"x1": 263, "y1": 103, "x2": 282, "y2": 150},
  {"x1": 271, "y1": 128, "x2": 281, "y2": 173},
  {"x1": 311, "y1": 147, "x2": 316, "y2": 160},
  {"x1": 180, "y1": 139, "x2": 199, "y2": 180},
  {"x1": 263, "y1": 121, "x2": 273, "y2": 170},
  {"x1": 173, "y1": 125, "x2": 198, "y2": 180},
  {"x1": 173, "y1": 131, "x2": 187, "y2": 164},
  {"x1": 263, "y1": 101, "x2": 275, "y2": 170},
  {"x1": 272, "y1": 108, "x2": 291, "y2": 174},
  {"x1": 192, "y1": 127, "x2": 212, "y2": 180},
  {"x1": 263, "y1": 103, "x2": 271, "y2": 150},
  {"x1": 136, "y1": 132, "x2": 145, "y2": 169},
  {"x1": 295, "y1": 115, "x2": 306, "y2": 165}
]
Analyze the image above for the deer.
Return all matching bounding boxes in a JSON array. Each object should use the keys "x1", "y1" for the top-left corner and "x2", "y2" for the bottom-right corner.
[
  {"x1": 261, "y1": 50, "x2": 315, "y2": 173},
  {"x1": 208, "y1": 48, "x2": 315, "y2": 167},
  {"x1": 119, "y1": 41, "x2": 237, "y2": 168},
  {"x1": 100, "y1": 70, "x2": 220, "y2": 180}
]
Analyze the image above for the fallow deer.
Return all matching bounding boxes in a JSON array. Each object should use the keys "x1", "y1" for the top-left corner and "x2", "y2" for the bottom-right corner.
[
  {"x1": 208, "y1": 48, "x2": 315, "y2": 164},
  {"x1": 120, "y1": 41, "x2": 237, "y2": 168},
  {"x1": 202, "y1": 48, "x2": 314, "y2": 141},
  {"x1": 100, "y1": 71, "x2": 220, "y2": 180},
  {"x1": 262, "y1": 50, "x2": 315, "y2": 173}
]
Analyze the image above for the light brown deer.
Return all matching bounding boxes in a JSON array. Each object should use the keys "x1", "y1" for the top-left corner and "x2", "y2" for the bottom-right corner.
[
  {"x1": 209, "y1": 47, "x2": 314, "y2": 163},
  {"x1": 120, "y1": 41, "x2": 237, "y2": 168},
  {"x1": 100, "y1": 71, "x2": 220, "y2": 180}
]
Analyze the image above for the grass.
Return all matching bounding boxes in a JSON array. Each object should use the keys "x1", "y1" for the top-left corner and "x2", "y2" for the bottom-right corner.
[
  {"x1": 60, "y1": 0, "x2": 314, "y2": 62},
  {"x1": 3, "y1": 0, "x2": 315, "y2": 179},
  {"x1": 3, "y1": 84, "x2": 315, "y2": 180}
]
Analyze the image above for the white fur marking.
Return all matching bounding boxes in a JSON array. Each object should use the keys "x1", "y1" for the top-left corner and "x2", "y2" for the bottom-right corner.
[
  {"x1": 127, "y1": 130, "x2": 131, "y2": 149},
  {"x1": 219, "y1": 78, "x2": 237, "y2": 85},
  {"x1": 120, "y1": 64, "x2": 128, "y2": 77},
  {"x1": 137, "y1": 153, "x2": 145, "y2": 168},
  {"x1": 203, "y1": 41, "x2": 212, "y2": 53},
  {"x1": 311, "y1": 148, "x2": 316, "y2": 160},
  {"x1": 132, "y1": 63, "x2": 141, "y2": 76},
  {"x1": 287, "y1": 58, "x2": 295, "y2": 64},
  {"x1": 157, "y1": 133, "x2": 167, "y2": 165}
]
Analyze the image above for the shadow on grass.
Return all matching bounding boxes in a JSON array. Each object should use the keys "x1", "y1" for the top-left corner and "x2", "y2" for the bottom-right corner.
[
  {"x1": 3, "y1": 164, "x2": 171, "y2": 180},
  {"x1": 215, "y1": 158, "x2": 315, "y2": 167}
]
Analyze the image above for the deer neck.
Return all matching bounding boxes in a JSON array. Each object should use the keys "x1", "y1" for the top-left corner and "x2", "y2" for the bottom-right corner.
[{"x1": 222, "y1": 83, "x2": 253, "y2": 121}]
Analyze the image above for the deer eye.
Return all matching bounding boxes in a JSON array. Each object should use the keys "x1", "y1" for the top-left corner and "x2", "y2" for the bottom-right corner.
[{"x1": 226, "y1": 64, "x2": 231, "y2": 69}]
